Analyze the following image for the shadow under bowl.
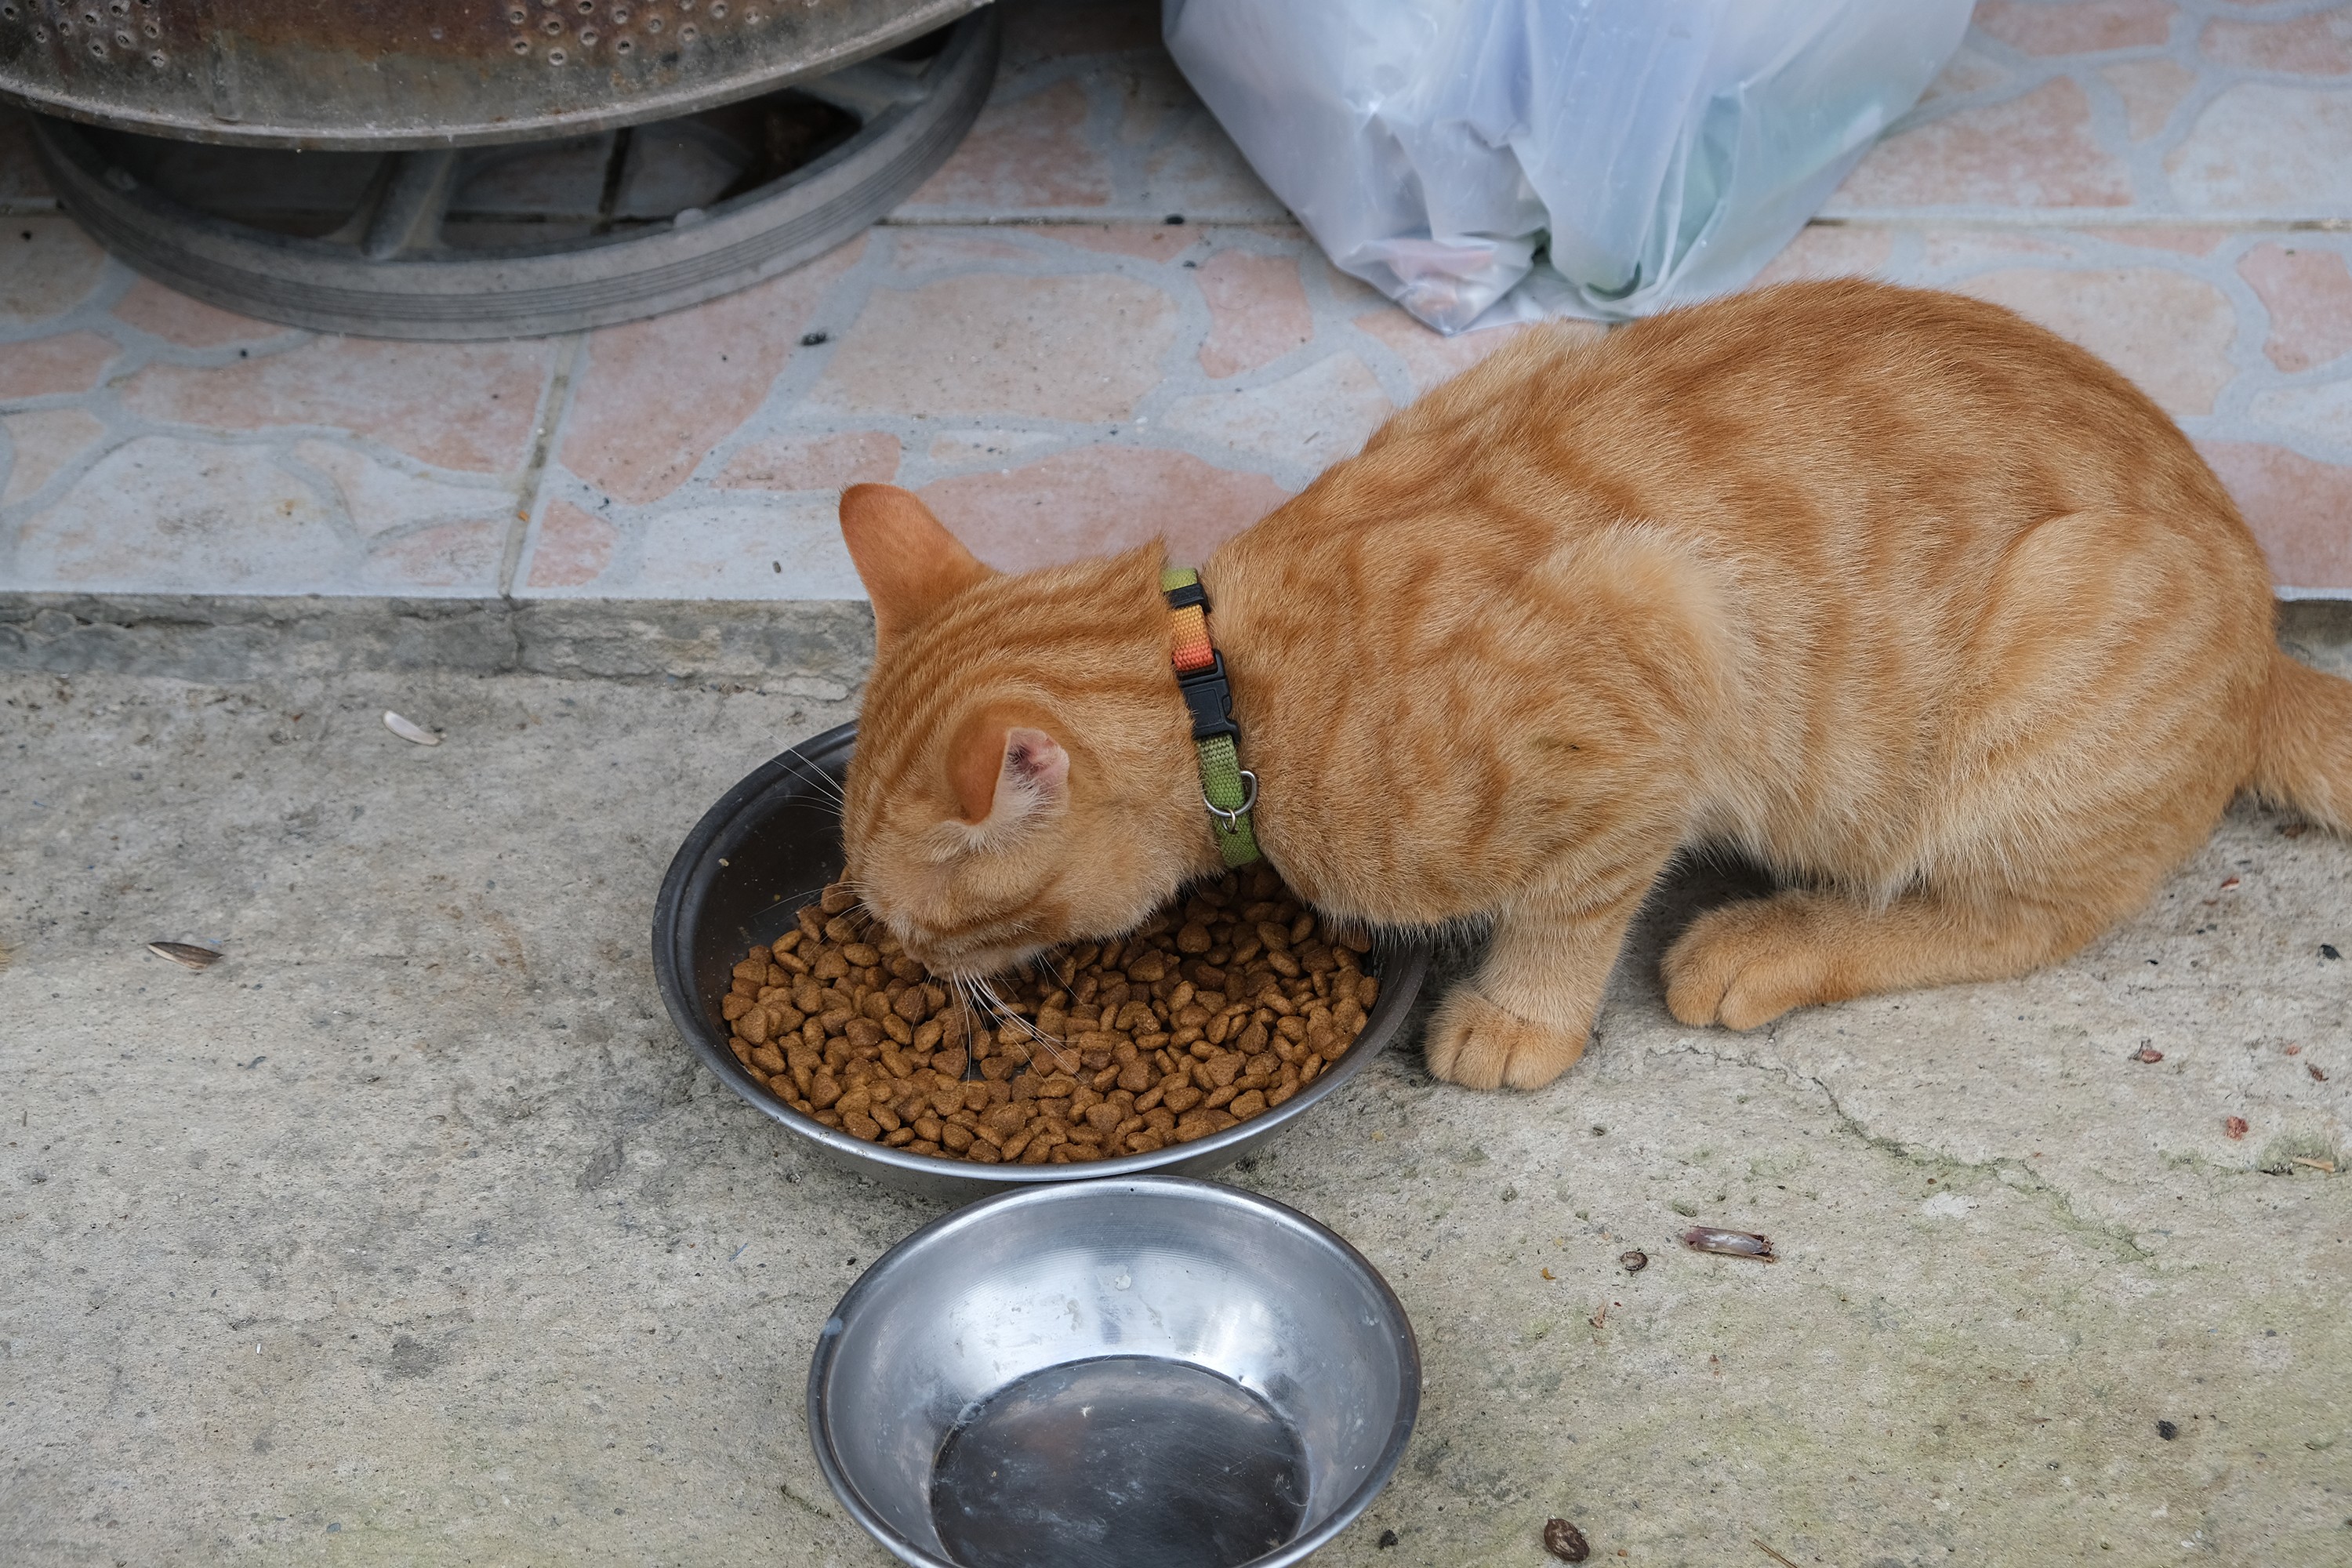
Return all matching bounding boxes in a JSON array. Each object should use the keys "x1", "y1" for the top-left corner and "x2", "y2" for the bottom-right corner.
[
  {"x1": 652, "y1": 721, "x2": 1434, "y2": 1201},
  {"x1": 809, "y1": 1176, "x2": 1420, "y2": 1568}
]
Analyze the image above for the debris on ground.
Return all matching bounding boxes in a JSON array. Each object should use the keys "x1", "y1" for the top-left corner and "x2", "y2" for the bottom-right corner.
[
  {"x1": 1753, "y1": 1541, "x2": 1801, "y2": 1568},
  {"x1": 1682, "y1": 1227, "x2": 1773, "y2": 1261},
  {"x1": 1377, "y1": 1529, "x2": 1399, "y2": 1548},
  {"x1": 2324, "y1": 945, "x2": 2342, "y2": 960},
  {"x1": 1620, "y1": 1250, "x2": 1648, "y2": 1272},
  {"x1": 1543, "y1": 1516, "x2": 1592, "y2": 1562},
  {"x1": 2133, "y1": 1047, "x2": 2164, "y2": 1063},
  {"x1": 2290, "y1": 1156, "x2": 2336, "y2": 1174},
  {"x1": 2158, "y1": 1420, "x2": 2180, "y2": 1439},
  {"x1": 2225, "y1": 1116, "x2": 2250, "y2": 1140},
  {"x1": 147, "y1": 941, "x2": 223, "y2": 969},
  {"x1": 383, "y1": 710, "x2": 442, "y2": 746}
]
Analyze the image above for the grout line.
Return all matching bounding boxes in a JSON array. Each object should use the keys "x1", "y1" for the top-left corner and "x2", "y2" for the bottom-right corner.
[
  {"x1": 1816, "y1": 214, "x2": 2352, "y2": 231},
  {"x1": 498, "y1": 330, "x2": 587, "y2": 601},
  {"x1": 879, "y1": 212, "x2": 1299, "y2": 227}
]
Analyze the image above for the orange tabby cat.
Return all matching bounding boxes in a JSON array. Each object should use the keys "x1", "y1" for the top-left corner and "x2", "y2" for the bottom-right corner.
[{"x1": 833, "y1": 279, "x2": 2352, "y2": 1091}]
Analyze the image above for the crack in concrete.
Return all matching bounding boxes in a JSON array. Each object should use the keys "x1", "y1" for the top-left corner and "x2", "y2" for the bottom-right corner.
[{"x1": 1644, "y1": 1039, "x2": 2157, "y2": 1263}]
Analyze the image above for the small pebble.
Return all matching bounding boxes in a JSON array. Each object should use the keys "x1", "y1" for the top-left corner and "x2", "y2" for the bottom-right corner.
[
  {"x1": 2157, "y1": 1420, "x2": 2179, "y2": 1440},
  {"x1": 1377, "y1": 1529, "x2": 1399, "y2": 1549},
  {"x1": 2133, "y1": 1047, "x2": 2163, "y2": 1064},
  {"x1": 1543, "y1": 1516, "x2": 1592, "y2": 1562},
  {"x1": 2323, "y1": 944, "x2": 2341, "y2": 960},
  {"x1": 1619, "y1": 1250, "x2": 1647, "y2": 1272}
]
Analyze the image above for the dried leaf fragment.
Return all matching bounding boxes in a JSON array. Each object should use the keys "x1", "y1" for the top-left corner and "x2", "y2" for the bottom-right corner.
[
  {"x1": 383, "y1": 710, "x2": 441, "y2": 746},
  {"x1": 148, "y1": 941, "x2": 223, "y2": 970}
]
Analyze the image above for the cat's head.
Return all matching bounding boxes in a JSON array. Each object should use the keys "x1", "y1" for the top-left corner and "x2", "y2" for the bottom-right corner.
[{"x1": 834, "y1": 485, "x2": 1204, "y2": 979}]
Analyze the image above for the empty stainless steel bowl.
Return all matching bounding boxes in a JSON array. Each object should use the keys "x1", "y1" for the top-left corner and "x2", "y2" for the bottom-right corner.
[
  {"x1": 652, "y1": 721, "x2": 1434, "y2": 1200},
  {"x1": 808, "y1": 1177, "x2": 1421, "y2": 1568}
]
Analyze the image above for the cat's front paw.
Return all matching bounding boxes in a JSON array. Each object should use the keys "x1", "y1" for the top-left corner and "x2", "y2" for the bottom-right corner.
[
  {"x1": 1424, "y1": 989, "x2": 1591, "y2": 1091},
  {"x1": 1661, "y1": 896, "x2": 1828, "y2": 1031}
]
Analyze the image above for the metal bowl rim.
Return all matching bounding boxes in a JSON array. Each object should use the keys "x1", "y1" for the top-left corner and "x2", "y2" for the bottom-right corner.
[
  {"x1": 804, "y1": 1174, "x2": 1423, "y2": 1568},
  {"x1": 652, "y1": 720, "x2": 1436, "y2": 1188}
]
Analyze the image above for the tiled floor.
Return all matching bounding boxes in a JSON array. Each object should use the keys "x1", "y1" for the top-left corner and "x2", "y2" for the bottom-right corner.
[{"x1": 2, "y1": 0, "x2": 2349, "y2": 598}]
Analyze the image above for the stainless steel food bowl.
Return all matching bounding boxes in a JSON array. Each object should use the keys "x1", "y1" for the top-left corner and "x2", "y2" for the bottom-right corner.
[
  {"x1": 808, "y1": 1177, "x2": 1421, "y2": 1568},
  {"x1": 651, "y1": 721, "x2": 1433, "y2": 1200}
]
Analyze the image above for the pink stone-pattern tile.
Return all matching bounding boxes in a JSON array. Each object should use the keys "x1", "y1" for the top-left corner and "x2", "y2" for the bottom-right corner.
[
  {"x1": 2199, "y1": 441, "x2": 2352, "y2": 590},
  {"x1": 2238, "y1": 242, "x2": 2352, "y2": 372},
  {"x1": 12, "y1": 437, "x2": 349, "y2": 593},
  {"x1": 0, "y1": 331, "x2": 116, "y2": 399},
  {"x1": 2, "y1": 408, "x2": 106, "y2": 506},
  {"x1": 119, "y1": 338, "x2": 554, "y2": 474},
  {"x1": 2201, "y1": 10, "x2": 2352, "y2": 74},
  {"x1": 905, "y1": 79, "x2": 1115, "y2": 215},
  {"x1": 357, "y1": 517, "x2": 507, "y2": 591},
  {"x1": 1349, "y1": 312, "x2": 1543, "y2": 398},
  {"x1": 1745, "y1": 227, "x2": 1903, "y2": 289},
  {"x1": 1951, "y1": 265, "x2": 2238, "y2": 414},
  {"x1": 1830, "y1": 0, "x2": 2352, "y2": 218},
  {"x1": 918, "y1": 446, "x2": 1290, "y2": 572},
  {"x1": 109, "y1": 278, "x2": 284, "y2": 349},
  {"x1": 1, "y1": 220, "x2": 106, "y2": 326},
  {"x1": 811, "y1": 270, "x2": 1179, "y2": 423},
  {"x1": 524, "y1": 499, "x2": 621, "y2": 590},
  {"x1": 2165, "y1": 85, "x2": 2352, "y2": 212},
  {"x1": 1973, "y1": 0, "x2": 2180, "y2": 57},
  {"x1": 558, "y1": 238, "x2": 864, "y2": 506},
  {"x1": 894, "y1": 0, "x2": 1283, "y2": 223},
  {"x1": 717, "y1": 431, "x2": 902, "y2": 493},
  {"x1": 1831, "y1": 78, "x2": 2136, "y2": 211},
  {"x1": 2100, "y1": 57, "x2": 2198, "y2": 139},
  {"x1": 10, "y1": 0, "x2": 2352, "y2": 601},
  {"x1": 1051, "y1": 225, "x2": 1201, "y2": 263},
  {"x1": 1195, "y1": 252, "x2": 1314, "y2": 378},
  {"x1": 506, "y1": 210, "x2": 2352, "y2": 599}
]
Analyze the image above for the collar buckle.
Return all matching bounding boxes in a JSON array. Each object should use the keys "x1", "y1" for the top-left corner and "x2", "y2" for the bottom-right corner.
[{"x1": 1174, "y1": 649, "x2": 1240, "y2": 743}]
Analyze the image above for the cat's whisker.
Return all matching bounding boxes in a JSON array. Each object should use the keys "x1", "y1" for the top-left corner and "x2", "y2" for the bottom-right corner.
[
  {"x1": 969, "y1": 973, "x2": 1076, "y2": 1074},
  {"x1": 776, "y1": 750, "x2": 848, "y2": 805}
]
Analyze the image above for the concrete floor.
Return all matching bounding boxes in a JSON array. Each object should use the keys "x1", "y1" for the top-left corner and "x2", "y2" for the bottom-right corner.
[{"x1": 3, "y1": 597, "x2": 2350, "y2": 1567}]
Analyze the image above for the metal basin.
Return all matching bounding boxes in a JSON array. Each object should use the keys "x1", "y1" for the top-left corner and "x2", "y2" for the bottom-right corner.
[
  {"x1": 0, "y1": 0, "x2": 987, "y2": 149},
  {"x1": 808, "y1": 1177, "x2": 1421, "y2": 1568},
  {"x1": 650, "y1": 721, "x2": 1433, "y2": 1202}
]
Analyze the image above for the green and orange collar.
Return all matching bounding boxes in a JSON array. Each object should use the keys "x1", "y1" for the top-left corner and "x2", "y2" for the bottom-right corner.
[{"x1": 1162, "y1": 567, "x2": 1261, "y2": 867}]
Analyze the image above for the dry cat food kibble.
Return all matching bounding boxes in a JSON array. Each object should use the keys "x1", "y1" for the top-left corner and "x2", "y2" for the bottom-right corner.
[{"x1": 717, "y1": 865, "x2": 1378, "y2": 1163}]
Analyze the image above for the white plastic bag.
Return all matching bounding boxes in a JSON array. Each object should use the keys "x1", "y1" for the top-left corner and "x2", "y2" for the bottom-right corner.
[{"x1": 1164, "y1": 0, "x2": 1972, "y2": 332}]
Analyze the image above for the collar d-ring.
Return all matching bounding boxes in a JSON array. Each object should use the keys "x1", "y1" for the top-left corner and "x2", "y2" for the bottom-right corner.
[{"x1": 1203, "y1": 768, "x2": 1258, "y2": 831}]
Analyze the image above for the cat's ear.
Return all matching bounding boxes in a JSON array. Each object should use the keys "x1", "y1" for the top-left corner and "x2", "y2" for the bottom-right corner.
[
  {"x1": 949, "y1": 715, "x2": 1069, "y2": 829},
  {"x1": 839, "y1": 483, "x2": 994, "y2": 641}
]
